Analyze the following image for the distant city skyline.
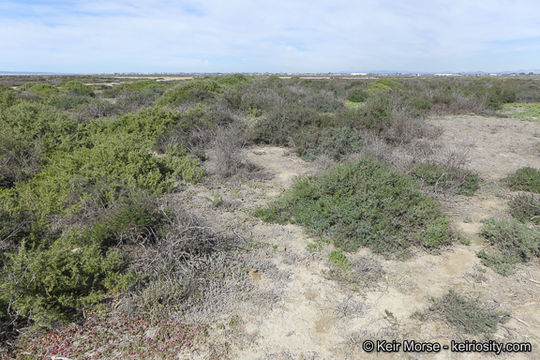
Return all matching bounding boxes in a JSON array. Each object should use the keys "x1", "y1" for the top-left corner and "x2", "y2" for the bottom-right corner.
[{"x1": 1, "y1": 0, "x2": 539, "y2": 73}]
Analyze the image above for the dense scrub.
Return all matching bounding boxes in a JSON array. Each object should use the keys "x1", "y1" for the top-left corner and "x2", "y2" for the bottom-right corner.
[
  {"x1": 0, "y1": 74, "x2": 538, "y2": 351},
  {"x1": 256, "y1": 158, "x2": 455, "y2": 257}
]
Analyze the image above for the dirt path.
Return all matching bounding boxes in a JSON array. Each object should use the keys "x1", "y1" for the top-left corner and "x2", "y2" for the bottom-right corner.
[{"x1": 184, "y1": 117, "x2": 540, "y2": 359}]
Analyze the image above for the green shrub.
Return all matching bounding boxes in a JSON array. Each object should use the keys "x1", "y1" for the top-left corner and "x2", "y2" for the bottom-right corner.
[
  {"x1": 83, "y1": 194, "x2": 165, "y2": 247},
  {"x1": 423, "y1": 290, "x2": 509, "y2": 336},
  {"x1": 251, "y1": 106, "x2": 327, "y2": 145},
  {"x1": 339, "y1": 94, "x2": 393, "y2": 131},
  {"x1": 477, "y1": 218, "x2": 539, "y2": 275},
  {"x1": 366, "y1": 79, "x2": 402, "y2": 95},
  {"x1": 157, "y1": 79, "x2": 222, "y2": 105},
  {"x1": 18, "y1": 133, "x2": 203, "y2": 222},
  {"x1": 347, "y1": 88, "x2": 367, "y2": 103},
  {"x1": 294, "y1": 126, "x2": 363, "y2": 161},
  {"x1": 216, "y1": 73, "x2": 250, "y2": 86},
  {"x1": 375, "y1": 78, "x2": 403, "y2": 89},
  {"x1": 256, "y1": 158, "x2": 454, "y2": 256},
  {"x1": 503, "y1": 167, "x2": 540, "y2": 193},
  {"x1": 117, "y1": 79, "x2": 165, "y2": 92},
  {"x1": 484, "y1": 86, "x2": 516, "y2": 110},
  {"x1": 100, "y1": 106, "x2": 182, "y2": 146},
  {"x1": 328, "y1": 250, "x2": 351, "y2": 271},
  {"x1": 509, "y1": 193, "x2": 539, "y2": 224},
  {"x1": 0, "y1": 87, "x2": 20, "y2": 108},
  {"x1": 60, "y1": 81, "x2": 94, "y2": 96},
  {"x1": 154, "y1": 105, "x2": 230, "y2": 156},
  {"x1": 53, "y1": 94, "x2": 92, "y2": 110},
  {"x1": 221, "y1": 85, "x2": 245, "y2": 110},
  {"x1": 27, "y1": 83, "x2": 59, "y2": 98},
  {"x1": 0, "y1": 131, "x2": 44, "y2": 187},
  {"x1": 302, "y1": 91, "x2": 344, "y2": 112},
  {"x1": 0, "y1": 102, "x2": 80, "y2": 153},
  {"x1": 411, "y1": 164, "x2": 480, "y2": 196},
  {"x1": 0, "y1": 237, "x2": 132, "y2": 325},
  {"x1": 398, "y1": 92, "x2": 432, "y2": 118},
  {"x1": 366, "y1": 82, "x2": 392, "y2": 95}
]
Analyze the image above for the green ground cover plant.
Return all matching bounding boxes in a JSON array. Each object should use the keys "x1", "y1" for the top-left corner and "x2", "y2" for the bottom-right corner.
[
  {"x1": 477, "y1": 218, "x2": 539, "y2": 275},
  {"x1": 501, "y1": 102, "x2": 540, "y2": 122},
  {"x1": 256, "y1": 158, "x2": 454, "y2": 256},
  {"x1": 503, "y1": 167, "x2": 540, "y2": 193}
]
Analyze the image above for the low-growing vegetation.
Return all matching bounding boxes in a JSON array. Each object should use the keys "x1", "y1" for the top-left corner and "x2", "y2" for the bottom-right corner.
[
  {"x1": 477, "y1": 218, "x2": 539, "y2": 275},
  {"x1": 503, "y1": 167, "x2": 540, "y2": 193},
  {"x1": 501, "y1": 102, "x2": 540, "y2": 122},
  {"x1": 256, "y1": 158, "x2": 455, "y2": 257},
  {"x1": 1, "y1": 73, "x2": 539, "y2": 356},
  {"x1": 509, "y1": 193, "x2": 540, "y2": 224},
  {"x1": 411, "y1": 163, "x2": 480, "y2": 196},
  {"x1": 418, "y1": 290, "x2": 509, "y2": 336}
]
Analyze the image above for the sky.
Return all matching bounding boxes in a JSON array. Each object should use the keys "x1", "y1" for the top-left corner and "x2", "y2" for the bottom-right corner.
[{"x1": 0, "y1": 0, "x2": 539, "y2": 73}]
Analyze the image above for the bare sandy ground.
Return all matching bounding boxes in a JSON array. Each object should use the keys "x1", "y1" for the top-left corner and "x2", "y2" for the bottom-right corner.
[{"x1": 180, "y1": 117, "x2": 540, "y2": 359}]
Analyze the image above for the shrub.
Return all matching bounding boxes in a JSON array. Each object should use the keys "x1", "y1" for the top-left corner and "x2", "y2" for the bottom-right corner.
[
  {"x1": 328, "y1": 250, "x2": 351, "y2": 272},
  {"x1": 0, "y1": 237, "x2": 132, "y2": 325},
  {"x1": 157, "y1": 79, "x2": 222, "y2": 106},
  {"x1": 294, "y1": 126, "x2": 363, "y2": 161},
  {"x1": 116, "y1": 79, "x2": 165, "y2": 93},
  {"x1": 73, "y1": 99, "x2": 118, "y2": 120},
  {"x1": 221, "y1": 85, "x2": 245, "y2": 110},
  {"x1": 256, "y1": 158, "x2": 454, "y2": 256},
  {"x1": 339, "y1": 94, "x2": 393, "y2": 132},
  {"x1": 0, "y1": 87, "x2": 19, "y2": 108},
  {"x1": 509, "y1": 193, "x2": 540, "y2": 224},
  {"x1": 60, "y1": 81, "x2": 94, "y2": 96},
  {"x1": 250, "y1": 106, "x2": 327, "y2": 146},
  {"x1": 503, "y1": 167, "x2": 540, "y2": 193},
  {"x1": 484, "y1": 86, "x2": 516, "y2": 110},
  {"x1": 302, "y1": 90, "x2": 344, "y2": 112},
  {"x1": 411, "y1": 163, "x2": 480, "y2": 196},
  {"x1": 116, "y1": 88, "x2": 162, "y2": 112},
  {"x1": 477, "y1": 218, "x2": 539, "y2": 275},
  {"x1": 0, "y1": 132, "x2": 43, "y2": 187},
  {"x1": 423, "y1": 290, "x2": 509, "y2": 336},
  {"x1": 366, "y1": 82, "x2": 392, "y2": 95},
  {"x1": 154, "y1": 105, "x2": 232, "y2": 158},
  {"x1": 27, "y1": 83, "x2": 59, "y2": 99},
  {"x1": 0, "y1": 102, "x2": 80, "y2": 154},
  {"x1": 398, "y1": 92, "x2": 432, "y2": 118},
  {"x1": 216, "y1": 73, "x2": 250, "y2": 86},
  {"x1": 375, "y1": 78, "x2": 403, "y2": 89},
  {"x1": 210, "y1": 124, "x2": 263, "y2": 179},
  {"x1": 101, "y1": 106, "x2": 183, "y2": 146},
  {"x1": 27, "y1": 135, "x2": 201, "y2": 219},
  {"x1": 53, "y1": 94, "x2": 93, "y2": 111},
  {"x1": 347, "y1": 88, "x2": 367, "y2": 103},
  {"x1": 366, "y1": 79, "x2": 402, "y2": 95}
]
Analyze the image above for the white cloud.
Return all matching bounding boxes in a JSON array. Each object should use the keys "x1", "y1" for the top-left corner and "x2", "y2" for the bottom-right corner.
[{"x1": 0, "y1": 0, "x2": 539, "y2": 72}]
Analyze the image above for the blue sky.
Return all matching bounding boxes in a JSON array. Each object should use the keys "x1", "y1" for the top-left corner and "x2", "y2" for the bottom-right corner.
[{"x1": 1, "y1": 0, "x2": 539, "y2": 73}]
